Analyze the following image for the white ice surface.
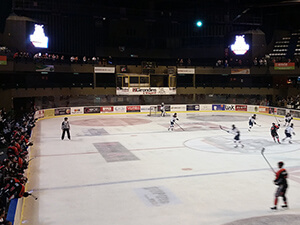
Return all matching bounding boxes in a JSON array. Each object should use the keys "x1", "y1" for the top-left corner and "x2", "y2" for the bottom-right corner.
[{"x1": 21, "y1": 112, "x2": 300, "y2": 225}]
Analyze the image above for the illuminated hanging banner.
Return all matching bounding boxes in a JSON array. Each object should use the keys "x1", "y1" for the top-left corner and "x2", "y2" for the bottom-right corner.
[
  {"x1": 30, "y1": 24, "x2": 49, "y2": 48},
  {"x1": 230, "y1": 35, "x2": 249, "y2": 55}
]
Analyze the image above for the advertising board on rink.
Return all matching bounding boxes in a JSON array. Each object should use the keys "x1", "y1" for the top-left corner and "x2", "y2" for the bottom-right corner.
[
  {"x1": 258, "y1": 106, "x2": 269, "y2": 113},
  {"x1": 71, "y1": 107, "x2": 84, "y2": 115},
  {"x1": 84, "y1": 106, "x2": 101, "y2": 114},
  {"x1": 44, "y1": 109, "x2": 55, "y2": 118},
  {"x1": 225, "y1": 105, "x2": 235, "y2": 111},
  {"x1": 114, "y1": 106, "x2": 126, "y2": 113},
  {"x1": 55, "y1": 107, "x2": 71, "y2": 116},
  {"x1": 100, "y1": 106, "x2": 114, "y2": 113},
  {"x1": 126, "y1": 106, "x2": 141, "y2": 112},
  {"x1": 94, "y1": 67, "x2": 115, "y2": 73},
  {"x1": 116, "y1": 87, "x2": 176, "y2": 95},
  {"x1": 170, "y1": 105, "x2": 186, "y2": 111},
  {"x1": 247, "y1": 105, "x2": 258, "y2": 112},
  {"x1": 235, "y1": 105, "x2": 247, "y2": 111},
  {"x1": 140, "y1": 105, "x2": 154, "y2": 113},
  {"x1": 200, "y1": 104, "x2": 212, "y2": 111},
  {"x1": 212, "y1": 104, "x2": 225, "y2": 110},
  {"x1": 186, "y1": 104, "x2": 200, "y2": 111},
  {"x1": 34, "y1": 110, "x2": 45, "y2": 119}
]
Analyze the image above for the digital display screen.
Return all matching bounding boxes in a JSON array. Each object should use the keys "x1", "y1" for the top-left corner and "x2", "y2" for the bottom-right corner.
[
  {"x1": 29, "y1": 24, "x2": 48, "y2": 48},
  {"x1": 230, "y1": 35, "x2": 250, "y2": 55}
]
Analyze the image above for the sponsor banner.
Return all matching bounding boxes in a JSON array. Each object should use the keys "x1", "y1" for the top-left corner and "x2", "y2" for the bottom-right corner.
[
  {"x1": 140, "y1": 105, "x2": 157, "y2": 113},
  {"x1": 126, "y1": 105, "x2": 141, "y2": 112},
  {"x1": 274, "y1": 62, "x2": 295, "y2": 70},
  {"x1": 100, "y1": 106, "x2": 114, "y2": 113},
  {"x1": 84, "y1": 106, "x2": 101, "y2": 114},
  {"x1": 94, "y1": 67, "x2": 115, "y2": 73},
  {"x1": 71, "y1": 107, "x2": 84, "y2": 115},
  {"x1": 258, "y1": 106, "x2": 269, "y2": 113},
  {"x1": 231, "y1": 68, "x2": 250, "y2": 74},
  {"x1": 290, "y1": 110, "x2": 300, "y2": 119},
  {"x1": 170, "y1": 105, "x2": 186, "y2": 112},
  {"x1": 177, "y1": 68, "x2": 195, "y2": 74},
  {"x1": 114, "y1": 106, "x2": 126, "y2": 113},
  {"x1": 55, "y1": 107, "x2": 71, "y2": 116},
  {"x1": 186, "y1": 104, "x2": 200, "y2": 111},
  {"x1": 225, "y1": 105, "x2": 235, "y2": 111},
  {"x1": 212, "y1": 104, "x2": 225, "y2": 111},
  {"x1": 0, "y1": 56, "x2": 7, "y2": 65},
  {"x1": 36, "y1": 64, "x2": 54, "y2": 72},
  {"x1": 235, "y1": 105, "x2": 247, "y2": 111},
  {"x1": 44, "y1": 109, "x2": 55, "y2": 118},
  {"x1": 247, "y1": 105, "x2": 259, "y2": 113},
  {"x1": 34, "y1": 110, "x2": 44, "y2": 119},
  {"x1": 116, "y1": 87, "x2": 176, "y2": 95},
  {"x1": 200, "y1": 104, "x2": 212, "y2": 111},
  {"x1": 277, "y1": 108, "x2": 287, "y2": 116}
]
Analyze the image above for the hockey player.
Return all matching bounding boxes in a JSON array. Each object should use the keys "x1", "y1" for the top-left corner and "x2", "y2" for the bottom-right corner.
[
  {"x1": 284, "y1": 113, "x2": 293, "y2": 127},
  {"x1": 160, "y1": 102, "x2": 166, "y2": 117},
  {"x1": 61, "y1": 117, "x2": 71, "y2": 140},
  {"x1": 248, "y1": 114, "x2": 256, "y2": 131},
  {"x1": 0, "y1": 176, "x2": 30, "y2": 208},
  {"x1": 228, "y1": 124, "x2": 244, "y2": 148},
  {"x1": 282, "y1": 123, "x2": 295, "y2": 144},
  {"x1": 168, "y1": 113, "x2": 178, "y2": 131},
  {"x1": 271, "y1": 161, "x2": 288, "y2": 210},
  {"x1": 270, "y1": 123, "x2": 280, "y2": 144}
]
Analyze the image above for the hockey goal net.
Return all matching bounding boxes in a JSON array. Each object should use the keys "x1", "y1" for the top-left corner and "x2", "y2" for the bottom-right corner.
[{"x1": 148, "y1": 105, "x2": 160, "y2": 117}]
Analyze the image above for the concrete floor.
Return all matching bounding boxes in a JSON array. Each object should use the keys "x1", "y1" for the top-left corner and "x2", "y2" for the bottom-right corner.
[{"x1": 19, "y1": 112, "x2": 300, "y2": 225}]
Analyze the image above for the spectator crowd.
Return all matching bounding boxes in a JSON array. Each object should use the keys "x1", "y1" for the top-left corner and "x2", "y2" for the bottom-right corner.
[{"x1": 0, "y1": 108, "x2": 37, "y2": 225}]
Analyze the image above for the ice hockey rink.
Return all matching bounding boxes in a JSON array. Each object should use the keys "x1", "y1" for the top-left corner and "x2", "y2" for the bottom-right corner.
[{"x1": 18, "y1": 111, "x2": 300, "y2": 225}]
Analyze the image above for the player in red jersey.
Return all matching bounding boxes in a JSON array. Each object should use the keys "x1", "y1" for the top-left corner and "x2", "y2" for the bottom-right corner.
[
  {"x1": 270, "y1": 123, "x2": 280, "y2": 144},
  {"x1": 271, "y1": 161, "x2": 288, "y2": 210}
]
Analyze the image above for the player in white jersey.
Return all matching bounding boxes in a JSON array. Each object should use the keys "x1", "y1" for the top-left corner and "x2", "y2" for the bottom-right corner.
[
  {"x1": 228, "y1": 124, "x2": 244, "y2": 148},
  {"x1": 282, "y1": 123, "x2": 295, "y2": 144},
  {"x1": 160, "y1": 102, "x2": 166, "y2": 117},
  {"x1": 248, "y1": 114, "x2": 256, "y2": 131},
  {"x1": 284, "y1": 113, "x2": 293, "y2": 127},
  {"x1": 168, "y1": 113, "x2": 178, "y2": 131}
]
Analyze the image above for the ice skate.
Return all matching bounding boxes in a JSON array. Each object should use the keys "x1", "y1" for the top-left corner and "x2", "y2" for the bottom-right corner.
[{"x1": 270, "y1": 206, "x2": 277, "y2": 210}]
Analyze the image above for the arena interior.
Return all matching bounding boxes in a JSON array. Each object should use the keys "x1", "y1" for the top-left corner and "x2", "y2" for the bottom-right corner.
[{"x1": 1, "y1": 1, "x2": 300, "y2": 225}]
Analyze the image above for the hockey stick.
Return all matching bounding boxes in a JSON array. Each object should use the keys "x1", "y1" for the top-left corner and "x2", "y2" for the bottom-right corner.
[
  {"x1": 29, "y1": 193, "x2": 38, "y2": 200},
  {"x1": 261, "y1": 148, "x2": 276, "y2": 173},
  {"x1": 219, "y1": 125, "x2": 229, "y2": 133},
  {"x1": 175, "y1": 122, "x2": 184, "y2": 131},
  {"x1": 28, "y1": 157, "x2": 36, "y2": 163},
  {"x1": 28, "y1": 190, "x2": 38, "y2": 200},
  {"x1": 255, "y1": 123, "x2": 261, "y2": 127}
]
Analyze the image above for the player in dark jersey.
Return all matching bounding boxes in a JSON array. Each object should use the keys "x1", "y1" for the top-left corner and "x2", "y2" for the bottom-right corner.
[
  {"x1": 270, "y1": 123, "x2": 280, "y2": 144},
  {"x1": 270, "y1": 161, "x2": 288, "y2": 210}
]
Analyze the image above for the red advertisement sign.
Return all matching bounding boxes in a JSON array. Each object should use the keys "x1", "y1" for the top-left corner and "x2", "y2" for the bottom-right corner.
[
  {"x1": 259, "y1": 106, "x2": 269, "y2": 113},
  {"x1": 126, "y1": 106, "x2": 141, "y2": 112},
  {"x1": 235, "y1": 105, "x2": 247, "y2": 111},
  {"x1": 100, "y1": 106, "x2": 114, "y2": 113}
]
